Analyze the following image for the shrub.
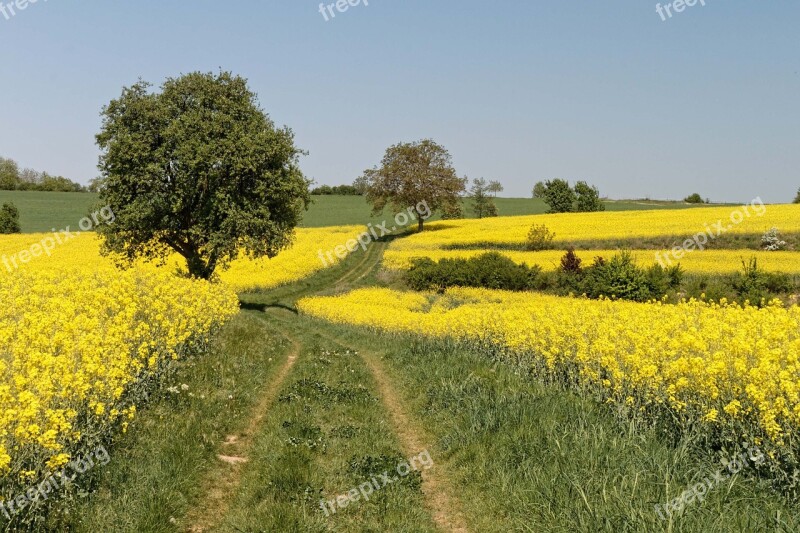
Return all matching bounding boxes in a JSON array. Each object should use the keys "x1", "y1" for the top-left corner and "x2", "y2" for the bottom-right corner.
[
  {"x1": 732, "y1": 258, "x2": 768, "y2": 304},
  {"x1": 0, "y1": 202, "x2": 21, "y2": 234},
  {"x1": 526, "y1": 223, "x2": 556, "y2": 251},
  {"x1": 761, "y1": 227, "x2": 787, "y2": 251},
  {"x1": 560, "y1": 248, "x2": 583, "y2": 274},
  {"x1": 581, "y1": 251, "x2": 654, "y2": 302},
  {"x1": 406, "y1": 252, "x2": 541, "y2": 292},
  {"x1": 684, "y1": 193, "x2": 705, "y2": 204}
]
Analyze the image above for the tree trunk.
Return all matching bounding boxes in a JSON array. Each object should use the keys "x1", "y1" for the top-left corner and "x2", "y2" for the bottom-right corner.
[
  {"x1": 185, "y1": 250, "x2": 213, "y2": 280},
  {"x1": 418, "y1": 216, "x2": 424, "y2": 232}
]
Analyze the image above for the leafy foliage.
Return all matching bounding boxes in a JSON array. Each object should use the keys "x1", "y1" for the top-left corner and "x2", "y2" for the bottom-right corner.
[
  {"x1": 525, "y1": 223, "x2": 556, "y2": 251},
  {"x1": 0, "y1": 202, "x2": 21, "y2": 234},
  {"x1": 360, "y1": 139, "x2": 466, "y2": 231},
  {"x1": 310, "y1": 184, "x2": 362, "y2": 195},
  {"x1": 0, "y1": 156, "x2": 86, "y2": 192},
  {"x1": 541, "y1": 179, "x2": 576, "y2": 214},
  {"x1": 95, "y1": 71, "x2": 310, "y2": 280},
  {"x1": 574, "y1": 180, "x2": 605, "y2": 212},
  {"x1": 406, "y1": 252, "x2": 541, "y2": 292},
  {"x1": 684, "y1": 193, "x2": 705, "y2": 204}
]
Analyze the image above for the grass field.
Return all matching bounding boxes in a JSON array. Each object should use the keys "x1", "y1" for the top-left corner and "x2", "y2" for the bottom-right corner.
[{"x1": 0, "y1": 191, "x2": 710, "y2": 233}]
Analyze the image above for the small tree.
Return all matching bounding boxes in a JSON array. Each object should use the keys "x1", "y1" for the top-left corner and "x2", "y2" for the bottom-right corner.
[
  {"x1": 526, "y1": 223, "x2": 555, "y2": 251},
  {"x1": 793, "y1": 188, "x2": 800, "y2": 204},
  {"x1": 0, "y1": 157, "x2": 20, "y2": 190},
  {"x1": 574, "y1": 180, "x2": 605, "y2": 212},
  {"x1": 487, "y1": 180, "x2": 503, "y2": 198},
  {"x1": 684, "y1": 193, "x2": 705, "y2": 204},
  {"x1": 95, "y1": 71, "x2": 310, "y2": 280},
  {"x1": 361, "y1": 139, "x2": 466, "y2": 231},
  {"x1": 470, "y1": 178, "x2": 499, "y2": 219},
  {"x1": 542, "y1": 179, "x2": 576, "y2": 214},
  {"x1": 0, "y1": 202, "x2": 21, "y2": 234},
  {"x1": 532, "y1": 181, "x2": 546, "y2": 199}
]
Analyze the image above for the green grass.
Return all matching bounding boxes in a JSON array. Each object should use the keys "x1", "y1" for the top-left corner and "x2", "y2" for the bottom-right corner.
[
  {"x1": 217, "y1": 311, "x2": 436, "y2": 532},
  {"x1": 70, "y1": 313, "x2": 294, "y2": 532},
  {"x1": 0, "y1": 191, "x2": 100, "y2": 233},
  {"x1": 0, "y1": 191, "x2": 713, "y2": 233}
]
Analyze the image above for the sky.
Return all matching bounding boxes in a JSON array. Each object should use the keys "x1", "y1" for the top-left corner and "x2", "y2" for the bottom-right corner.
[{"x1": 0, "y1": 1, "x2": 797, "y2": 202}]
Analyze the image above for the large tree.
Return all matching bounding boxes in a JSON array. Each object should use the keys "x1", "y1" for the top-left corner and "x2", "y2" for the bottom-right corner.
[
  {"x1": 95, "y1": 71, "x2": 310, "y2": 280},
  {"x1": 361, "y1": 139, "x2": 466, "y2": 231}
]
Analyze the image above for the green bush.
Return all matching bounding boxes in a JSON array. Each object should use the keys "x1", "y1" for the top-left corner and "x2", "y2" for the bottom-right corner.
[
  {"x1": 406, "y1": 252, "x2": 541, "y2": 292},
  {"x1": 525, "y1": 223, "x2": 556, "y2": 251},
  {"x1": 684, "y1": 193, "x2": 705, "y2": 204},
  {"x1": 732, "y1": 258, "x2": 768, "y2": 304},
  {"x1": 0, "y1": 202, "x2": 21, "y2": 234},
  {"x1": 579, "y1": 252, "x2": 652, "y2": 302}
]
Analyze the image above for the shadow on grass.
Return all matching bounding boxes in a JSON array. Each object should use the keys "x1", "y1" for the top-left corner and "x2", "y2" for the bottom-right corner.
[{"x1": 240, "y1": 301, "x2": 299, "y2": 315}]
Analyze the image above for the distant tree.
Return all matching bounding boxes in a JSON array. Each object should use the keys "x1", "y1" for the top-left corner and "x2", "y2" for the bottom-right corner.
[
  {"x1": 794, "y1": 188, "x2": 800, "y2": 204},
  {"x1": 574, "y1": 180, "x2": 605, "y2": 212},
  {"x1": 311, "y1": 184, "x2": 361, "y2": 195},
  {"x1": 0, "y1": 157, "x2": 19, "y2": 190},
  {"x1": 95, "y1": 71, "x2": 310, "y2": 280},
  {"x1": 532, "y1": 181, "x2": 546, "y2": 199},
  {"x1": 487, "y1": 180, "x2": 504, "y2": 197},
  {"x1": 352, "y1": 175, "x2": 369, "y2": 196},
  {"x1": 470, "y1": 178, "x2": 499, "y2": 218},
  {"x1": 684, "y1": 193, "x2": 705, "y2": 204},
  {"x1": 17, "y1": 168, "x2": 40, "y2": 187},
  {"x1": 0, "y1": 202, "x2": 21, "y2": 234},
  {"x1": 361, "y1": 139, "x2": 466, "y2": 231},
  {"x1": 542, "y1": 179, "x2": 577, "y2": 214},
  {"x1": 311, "y1": 185, "x2": 334, "y2": 195}
]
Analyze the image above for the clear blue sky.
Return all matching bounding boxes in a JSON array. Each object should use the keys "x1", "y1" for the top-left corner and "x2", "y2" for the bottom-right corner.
[{"x1": 0, "y1": 1, "x2": 797, "y2": 202}]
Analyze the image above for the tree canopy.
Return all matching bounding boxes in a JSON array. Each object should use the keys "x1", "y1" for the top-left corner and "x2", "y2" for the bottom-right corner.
[
  {"x1": 95, "y1": 71, "x2": 310, "y2": 280},
  {"x1": 541, "y1": 179, "x2": 605, "y2": 213},
  {"x1": 361, "y1": 139, "x2": 466, "y2": 231}
]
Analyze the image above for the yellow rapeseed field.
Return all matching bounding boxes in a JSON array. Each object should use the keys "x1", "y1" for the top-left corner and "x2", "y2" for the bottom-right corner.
[
  {"x1": 298, "y1": 287, "x2": 800, "y2": 466},
  {"x1": 389, "y1": 203, "x2": 800, "y2": 251},
  {"x1": 0, "y1": 268, "x2": 239, "y2": 480},
  {"x1": 0, "y1": 225, "x2": 365, "y2": 292}
]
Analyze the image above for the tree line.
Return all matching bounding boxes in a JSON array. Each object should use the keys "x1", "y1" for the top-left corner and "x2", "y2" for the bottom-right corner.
[{"x1": 0, "y1": 157, "x2": 87, "y2": 192}]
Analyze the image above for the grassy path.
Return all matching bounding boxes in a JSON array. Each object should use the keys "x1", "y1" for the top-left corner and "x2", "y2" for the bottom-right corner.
[{"x1": 184, "y1": 337, "x2": 301, "y2": 532}]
